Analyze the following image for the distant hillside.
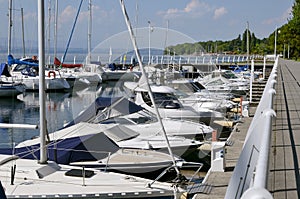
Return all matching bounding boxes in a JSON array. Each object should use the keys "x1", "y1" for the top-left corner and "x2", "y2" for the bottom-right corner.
[
  {"x1": 166, "y1": 30, "x2": 267, "y2": 56},
  {"x1": 167, "y1": 0, "x2": 300, "y2": 60}
]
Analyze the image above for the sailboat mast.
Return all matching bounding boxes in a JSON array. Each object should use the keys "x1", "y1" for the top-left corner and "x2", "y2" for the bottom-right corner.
[
  {"x1": 47, "y1": 0, "x2": 51, "y2": 64},
  {"x1": 54, "y1": 0, "x2": 58, "y2": 60},
  {"x1": 119, "y1": 0, "x2": 178, "y2": 172},
  {"x1": 8, "y1": 0, "x2": 12, "y2": 55},
  {"x1": 38, "y1": 0, "x2": 47, "y2": 164},
  {"x1": 21, "y1": 8, "x2": 26, "y2": 58},
  {"x1": 87, "y1": 0, "x2": 92, "y2": 64}
]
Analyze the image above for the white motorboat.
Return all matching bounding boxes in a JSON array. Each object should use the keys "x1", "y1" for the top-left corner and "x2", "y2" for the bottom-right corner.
[
  {"x1": 196, "y1": 69, "x2": 249, "y2": 96},
  {"x1": 108, "y1": 116, "x2": 214, "y2": 141},
  {"x1": 124, "y1": 81, "x2": 225, "y2": 125},
  {"x1": 169, "y1": 79, "x2": 234, "y2": 100},
  {"x1": 172, "y1": 89, "x2": 236, "y2": 112},
  {"x1": 67, "y1": 96, "x2": 214, "y2": 141}
]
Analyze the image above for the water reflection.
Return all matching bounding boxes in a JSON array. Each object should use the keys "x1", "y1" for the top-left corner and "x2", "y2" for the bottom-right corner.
[
  {"x1": 0, "y1": 98, "x2": 27, "y2": 147},
  {"x1": 0, "y1": 80, "x2": 130, "y2": 148}
]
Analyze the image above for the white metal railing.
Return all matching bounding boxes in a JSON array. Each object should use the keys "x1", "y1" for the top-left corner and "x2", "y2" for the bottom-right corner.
[
  {"x1": 116, "y1": 54, "x2": 250, "y2": 66},
  {"x1": 225, "y1": 56, "x2": 278, "y2": 199}
]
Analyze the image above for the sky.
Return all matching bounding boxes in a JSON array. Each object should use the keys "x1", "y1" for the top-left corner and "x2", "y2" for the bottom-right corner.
[{"x1": 0, "y1": 0, "x2": 295, "y2": 52}]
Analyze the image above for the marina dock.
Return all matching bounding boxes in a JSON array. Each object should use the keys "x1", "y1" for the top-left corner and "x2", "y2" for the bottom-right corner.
[
  {"x1": 193, "y1": 58, "x2": 300, "y2": 198},
  {"x1": 268, "y1": 59, "x2": 300, "y2": 198}
]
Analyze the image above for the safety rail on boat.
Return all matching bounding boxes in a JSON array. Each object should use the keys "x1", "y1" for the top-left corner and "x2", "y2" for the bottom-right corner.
[
  {"x1": 44, "y1": 147, "x2": 113, "y2": 172},
  {"x1": 0, "y1": 123, "x2": 38, "y2": 130},
  {"x1": 225, "y1": 56, "x2": 278, "y2": 199},
  {"x1": 2, "y1": 144, "x2": 113, "y2": 173}
]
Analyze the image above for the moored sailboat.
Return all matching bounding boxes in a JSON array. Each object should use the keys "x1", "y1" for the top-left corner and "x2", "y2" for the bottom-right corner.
[
  {"x1": 0, "y1": 63, "x2": 25, "y2": 97},
  {"x1": 8, "y1": 55, "x2": 70, "y2": 91}
]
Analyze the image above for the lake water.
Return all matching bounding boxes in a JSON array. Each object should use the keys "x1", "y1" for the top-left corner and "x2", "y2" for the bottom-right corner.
[{"x1": 0, "y1": 81, "x2": 126, "y2": 149}]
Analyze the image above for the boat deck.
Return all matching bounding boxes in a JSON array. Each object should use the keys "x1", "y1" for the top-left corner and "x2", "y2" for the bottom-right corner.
[{"x1": 193, "y1": 58, "x2": 300, "y2": 198}]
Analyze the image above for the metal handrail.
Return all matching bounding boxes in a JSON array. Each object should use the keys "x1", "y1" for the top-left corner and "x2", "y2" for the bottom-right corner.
[{"x1": 225, "y1": 56, "x2": 278, "y2": 199}]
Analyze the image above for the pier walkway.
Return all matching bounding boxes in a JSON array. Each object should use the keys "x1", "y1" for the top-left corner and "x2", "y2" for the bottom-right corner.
[
  {"x1": 268, "y1": 59, "x2": 300, "y2": 198},
  {"x1": 193, "y1": 58, "x2": 300, "y2": 198}
]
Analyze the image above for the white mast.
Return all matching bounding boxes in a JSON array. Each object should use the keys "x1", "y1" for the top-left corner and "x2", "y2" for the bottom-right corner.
[
  {"x1": 135, "y1": 0, "x2": 139, "y2": 36},
  {"x1": 148, "y1": 20, "x2": 151, "y2": 65},
  {"x1": 108, "y1": 46, "x2": 112, "y2": 64},
  {"x1": 38, "y1": 0, "x2": 47, "y2": 164},
  {"x1": 87, "y1": 0, "x2": 92, "y2": 64},
  {"x1": 119, "y1": 0, "x2": 179, "y2": 173}
]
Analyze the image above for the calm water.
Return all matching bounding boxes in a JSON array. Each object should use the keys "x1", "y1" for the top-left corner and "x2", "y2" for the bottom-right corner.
[{"x1": 0, "y1": 81, "x2": 125, "y2": 148}]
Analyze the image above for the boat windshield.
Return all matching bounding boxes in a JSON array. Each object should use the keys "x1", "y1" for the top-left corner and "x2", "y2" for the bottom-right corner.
[
  {"x1": 141, "y1": 91, "x2": 183, "y2": 109},
  {"x1": 13, "y1": 64, "x2": 31, "y2": 72},
  {"x1": 222, "y1": 71, "x2": 238, "y2": 79},
  {"x1": 13, "y1": 64, "x2": 39, "y2": 76},
  {"x1": 171, "y1": 81, "x2": 205, "y2": 93}
]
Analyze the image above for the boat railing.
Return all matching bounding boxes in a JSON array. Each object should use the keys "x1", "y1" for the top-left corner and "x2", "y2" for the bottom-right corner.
[
  {"x1": 225, "y1": 56, "x2": 278, "y2": 198},
  {"x1": 0, "y1": 75, "x2": 22, "y2": 84},
  {"x1": 9, "y1": 145, "x2": 113, "y2": 172}
]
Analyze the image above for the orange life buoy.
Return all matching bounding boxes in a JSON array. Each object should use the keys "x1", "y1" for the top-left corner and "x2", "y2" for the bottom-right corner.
[{"x1": 48, "y1": 71, "x2": 56, "y2": 78}]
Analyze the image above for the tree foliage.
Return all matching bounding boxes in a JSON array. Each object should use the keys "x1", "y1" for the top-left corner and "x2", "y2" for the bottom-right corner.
[{"x1": 167, "y1": 0, "x2": 300, "y2": 60}]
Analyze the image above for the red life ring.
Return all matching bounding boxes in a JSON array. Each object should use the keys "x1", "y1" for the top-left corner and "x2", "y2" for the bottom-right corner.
[{"x1": 48, "y1": 71, "x2": 56, "y2": 78}]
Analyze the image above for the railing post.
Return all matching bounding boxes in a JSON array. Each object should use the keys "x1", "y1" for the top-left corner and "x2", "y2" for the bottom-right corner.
[
  {"x1": 249, "y1": 59, "x2": 254, "y2": 103},
  {"x1": 263, "y1": 56, "x2": 266, "y2": 79}
]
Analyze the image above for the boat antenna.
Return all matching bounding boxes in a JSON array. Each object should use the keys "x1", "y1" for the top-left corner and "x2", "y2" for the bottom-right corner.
[{"x1": 119, "y1": 0, "x2": 179, "y2": 175}]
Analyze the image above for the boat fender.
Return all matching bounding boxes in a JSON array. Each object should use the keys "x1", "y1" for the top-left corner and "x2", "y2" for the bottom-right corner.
[{"x1": 48, "y1": 71, "x2": 56, "y2": 78}]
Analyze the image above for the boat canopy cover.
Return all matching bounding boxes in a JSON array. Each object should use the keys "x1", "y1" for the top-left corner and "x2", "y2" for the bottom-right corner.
[
  {"x1": 0, "y1": 123, "x2": 121, "y2": 164},
  {"x1": 0, "y1": 63, "x2": 11, "y2": 77},
  {"x1": 65, "y1": 97, "x2": 144, "y2": 127},
  {"x1": 7, "y1": 54, "x2": 39, "y2": 66},
  {"x1": 102, "y1": 125, "x2": 139, "y2": 142}
]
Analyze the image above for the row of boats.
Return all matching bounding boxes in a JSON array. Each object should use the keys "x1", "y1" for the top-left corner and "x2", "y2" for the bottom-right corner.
[
  {"x1": 0, "y1": 53, "x2": 252, "y2": 97},
  {"x1": 0, "y1": 59, "x2": 253, "y2": 198},
  {"x1": 0, "y1": 55, "x2": 104, "y2": 97}
]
